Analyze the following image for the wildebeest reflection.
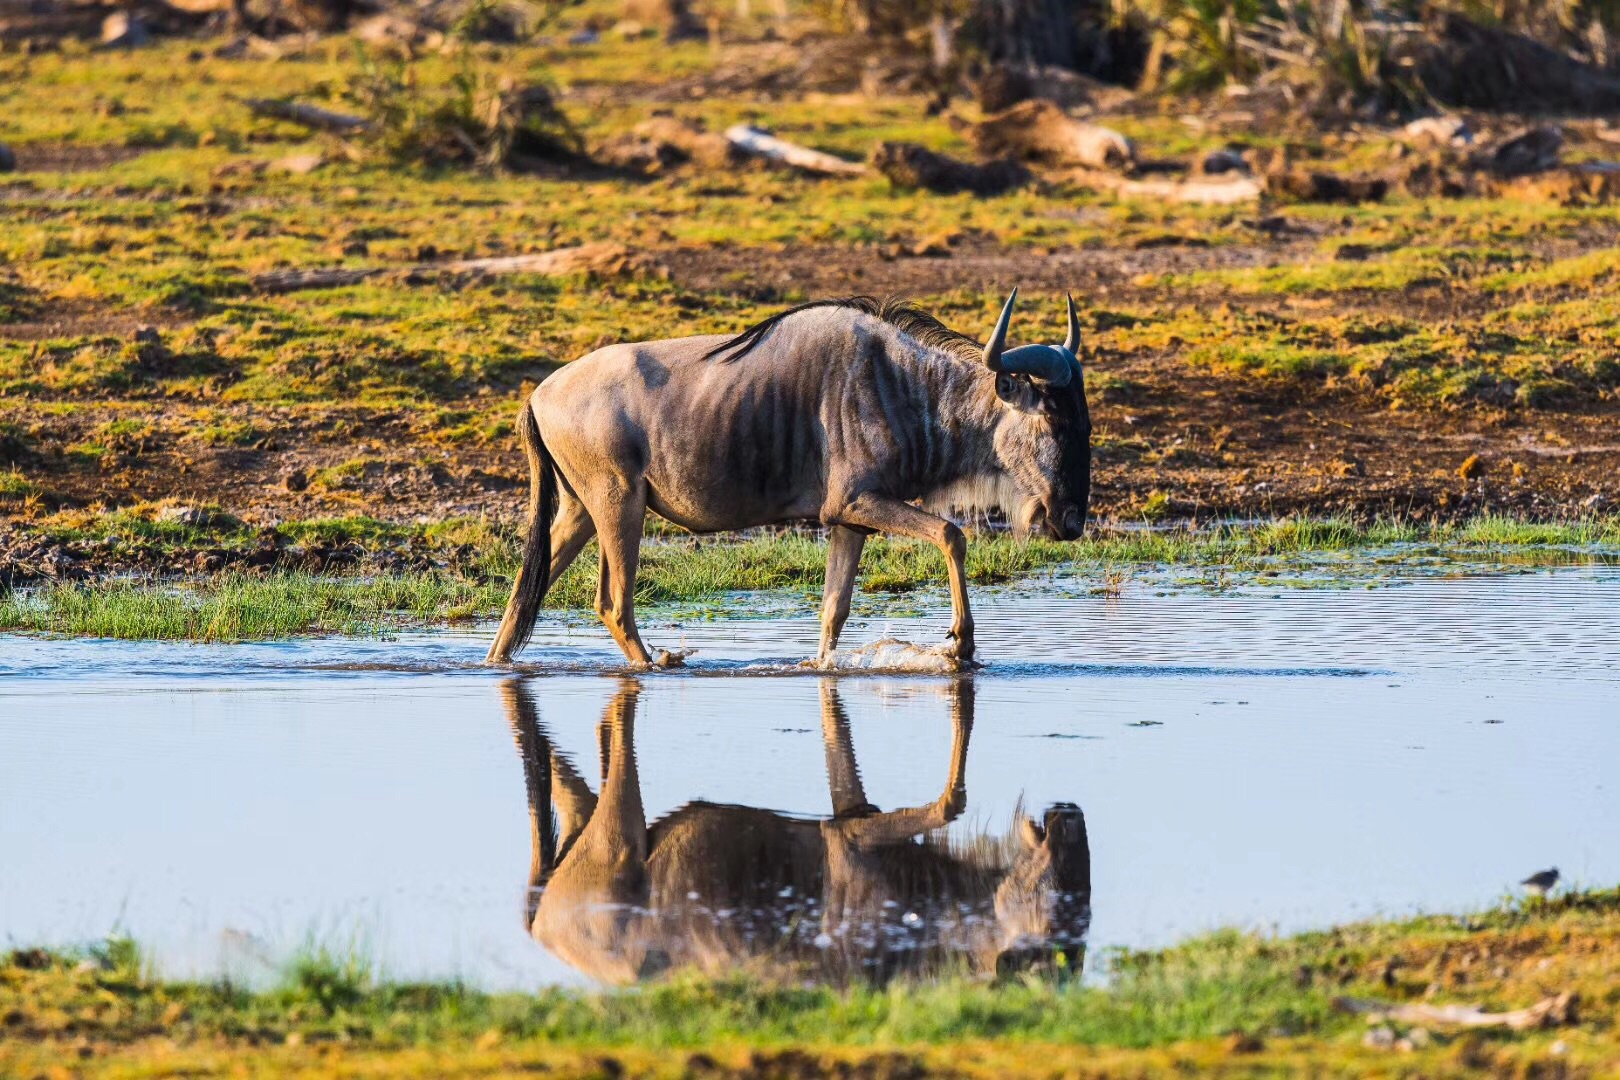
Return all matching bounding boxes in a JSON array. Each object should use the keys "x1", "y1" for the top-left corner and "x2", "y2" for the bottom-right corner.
[{"x1": 505, "y1": 679, "x2": 1090, "y2": 985}]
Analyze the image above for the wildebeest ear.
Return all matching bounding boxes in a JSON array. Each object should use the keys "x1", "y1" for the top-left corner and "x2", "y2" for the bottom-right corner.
[
  {"x1": 995, "y1": 372, "x2": 1039, "y2": 411},
  {"x1": 1018, "y1": 816, "x2": 1045, "y2": 849}
]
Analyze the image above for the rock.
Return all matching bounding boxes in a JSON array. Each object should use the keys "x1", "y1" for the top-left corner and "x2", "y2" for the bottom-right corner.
[
  {"x1": 157, "y1": 505, "x2": 210, "y2": 527},
  {"x1": 0, "y1": 143, "x2": 14, "y2": 173},
  {"x1": 567, "y1": 28, "x2": 599, "y2": 45},
  {"x1": 1266, "y1": 169, "x2": 1389, "y2": 205},
  {"x1": 129, "y1": 325, "x2": 169, "y2": 366},
  {"x1": 594, "y1": 117, "x2": 736, "y2": 176},
  {"x1": 271, "y1": 153, "x2": 325, "y2": 176},
  {"x1": 1478, "y1": 126, "x2": 1563, "y2": 177},
  {"x1": 1197, "y1": 148, "x2": 1249, "y2": 176},
  {"x1": 100, "y1": 12, "x2": 152, "y2": 47},
  {"x1": 1362, "y1": 1025, "x2": 1397, "y2": 1049},
  {"x1": 1401, "y1": 115, "x2": 1473, "y2": 149},
  {"x1": 1223, "y1": 1032, "x2": 1264, "y2": 1054}
]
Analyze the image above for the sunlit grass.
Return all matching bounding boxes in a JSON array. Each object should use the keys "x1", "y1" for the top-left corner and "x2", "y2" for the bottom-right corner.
[
  {"x1": 6, "y1": 886, "x2": 1618, "y2": 1070},
  {"x1": 5, "y1": 515, "x2": 1618, "y2": 641}
]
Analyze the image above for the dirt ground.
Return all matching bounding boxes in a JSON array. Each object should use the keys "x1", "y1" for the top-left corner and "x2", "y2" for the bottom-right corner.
[{"x1": 5, "y1": 234, "x2": 1615, "y2": 534}]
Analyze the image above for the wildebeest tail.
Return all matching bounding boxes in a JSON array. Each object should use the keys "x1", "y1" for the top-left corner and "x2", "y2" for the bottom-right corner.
[
  {"x1": 502, "y1": 680, "x2": 556, "y2": 928},
  {"x1": 488, "y1": 402, "x2": 557, "y2": 661}
]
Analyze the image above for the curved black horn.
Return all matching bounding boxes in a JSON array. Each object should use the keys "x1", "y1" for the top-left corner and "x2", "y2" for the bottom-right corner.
[
  {"x1": 996, "y1": 344, "x2": 1073, "y2": 386},
  {"x1": 1064, "y1": 293, "x2": 1081, "y2": 356},
  {"x1": 983, "y1": 288, "x2": 1018, "y2": 372}
]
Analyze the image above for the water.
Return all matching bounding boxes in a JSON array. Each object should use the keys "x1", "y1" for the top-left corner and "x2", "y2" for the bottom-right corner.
[{"x1": 3, "y1": 568, "x2": 1618, "y2": 988}]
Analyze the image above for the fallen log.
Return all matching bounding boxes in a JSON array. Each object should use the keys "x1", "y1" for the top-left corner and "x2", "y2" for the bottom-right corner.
[
  {"x1": 1266, "y1": 169, "x2": 1388, "y2": 205},
  {"x1": 1334, "y1": 992, "x2": 1576, "y2": 1031},
  {"x1": 251, "y1": 243, "x2": 648, "y2": 295},
  {"x1": 1073, "y1": 169, "x2": 1262, "y2": 206},
  {"x1": 240, "y1": 97, "x2": 371, "y2": 135},
  {"x1": 869, "y1": 141, "x2": 1031, "y2": 196},
  {"x1": 723, "y1": 125, "x2": 868, "y2": 177}
]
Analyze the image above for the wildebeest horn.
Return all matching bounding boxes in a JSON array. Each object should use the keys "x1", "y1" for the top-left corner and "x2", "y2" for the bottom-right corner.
[
  {"x1": 1064, "y1": 293, "x2": 1081, "y2": 356},
  {"x1": 996, "y1": 344, "x2": 1073, "y2": 386},
  {"x1": 983, "y1": 288, "x2": 1017, "y2": 372}
]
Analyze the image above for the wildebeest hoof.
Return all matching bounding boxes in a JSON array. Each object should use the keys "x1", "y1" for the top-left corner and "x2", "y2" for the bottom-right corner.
[{"x1": 654, "y1": 649, "x2": 690, "y2": 669}]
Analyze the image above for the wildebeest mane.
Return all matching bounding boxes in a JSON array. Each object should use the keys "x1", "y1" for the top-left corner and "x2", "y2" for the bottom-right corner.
[{"x1": 704, "y1": 296, "x2": 983, "y2": 363}]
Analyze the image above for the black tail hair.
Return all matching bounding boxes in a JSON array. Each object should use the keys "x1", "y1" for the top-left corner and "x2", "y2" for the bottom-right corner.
[
  {"x1": 504, "y1": 680, "x2": 556, "y2": 929},
  {"x1": 506, "y1": 402, "x2": 558, "y2": 655}
]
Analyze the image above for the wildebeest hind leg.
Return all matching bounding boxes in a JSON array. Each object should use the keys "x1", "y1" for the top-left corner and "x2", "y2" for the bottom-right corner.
[
  {"x1": 547, "y1": 492, "x2": 596, "y2": 586},
  {"x1": 817, "y1": 525, "x2": 867, "y2": 663},
  {"x1": 588, "y1": 484, "x2": 658, "y2": 668},
  {"x1": 833, "y1": 494, "x2": 974, "y2": 661}
]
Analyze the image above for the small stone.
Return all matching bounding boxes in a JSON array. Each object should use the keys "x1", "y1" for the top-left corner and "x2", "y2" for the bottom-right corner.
[
  {"x1": 1223, "y1": 1032, "x2": 1264, "y2": 1053},
  {"x1": 1199, "y1": 148, "x2": 1249, "y2": 175},
  {"x1": 101, "y1": 12, "x2": 152, "y2": 47},
  {"x1": 157, "y1": 505, "x2": 209, "y2": 527},
  {"x1": 271, "y1": 153, "x2": 325, "y2": 176},
  {"x1": 1363, "y1": 1025, "x2": 1397, "y2": 1049}
]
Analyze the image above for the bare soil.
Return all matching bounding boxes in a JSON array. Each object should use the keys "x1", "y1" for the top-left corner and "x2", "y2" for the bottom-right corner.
[{"x1": 6, "y1": 237, "x2": 1615, "y2": 535}]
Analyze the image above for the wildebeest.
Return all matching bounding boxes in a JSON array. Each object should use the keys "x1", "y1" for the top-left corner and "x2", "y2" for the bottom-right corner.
[
  {"x1": 486, "y1": 290, "x2": 1092, "y2": 667},
  {"x1": 505, "y1": 678, "x2": 1092, "y2": 984}
]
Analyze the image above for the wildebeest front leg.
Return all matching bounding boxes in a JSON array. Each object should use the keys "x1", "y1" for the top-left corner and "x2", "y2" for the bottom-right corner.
[
  {"x1": 835, "y1": 680, "x2": 975, "y2": 846},
  {"x1": 833, "y1": 493, "x2": 975, "y2": 660},
  {"x1": 817, "y1": 525, "x2": 867, "y2": 663},
  {"x1": 819, "y1": 682, "x2": 873, "y2": 817},
  {"x1": 588, "y1": 484, "x2": 659, "y2": 669}
]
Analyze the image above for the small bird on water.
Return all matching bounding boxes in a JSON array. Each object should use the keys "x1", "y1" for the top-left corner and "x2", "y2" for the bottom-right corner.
[{"x1": 1521, "y1": 868, "x2": 1560, "y2": 898}]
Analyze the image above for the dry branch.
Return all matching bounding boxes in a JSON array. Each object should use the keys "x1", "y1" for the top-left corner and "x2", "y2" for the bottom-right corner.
[
  {"x1": 1334, "y1": 992, "x2": 1576, "y2": 1031},
  {"x1": 723, "y1": 125, "x2": 868, "y2": 177},
  {"x1": 251, "y1": 243, "x2": 647, "y2": 295},
  {"x1": 1073, "y1": 169, "x2": 1262, "y2": 206},
  {"x1": 240, "y1": 97, "x2": 371, "y2": 134}
]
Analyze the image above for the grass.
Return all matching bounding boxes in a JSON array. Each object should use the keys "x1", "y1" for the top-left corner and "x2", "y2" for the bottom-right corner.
[
  {"x1": 5, "y1": 888, "x2": 1618, "y2": 1076},
  {"x1": 5, "y1": 33, "x2": 1620, "y2": 415},
  {"x1": 4, "y1": 514, "x2": 1619, "y2": 640}
]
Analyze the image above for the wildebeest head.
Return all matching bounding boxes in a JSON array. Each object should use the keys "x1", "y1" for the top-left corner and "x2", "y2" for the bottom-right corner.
[
  {"x1": 982, "y1": 290, "x2": 1092, "y2": 541},
  {"x1": 989, "y1": 802, "x2": 1092, "y2": 976}
]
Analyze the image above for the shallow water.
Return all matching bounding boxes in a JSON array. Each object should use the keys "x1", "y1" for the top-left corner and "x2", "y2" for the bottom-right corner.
[{"x1": 3, "y1": 567, "x2": 1618, "y2": 988}]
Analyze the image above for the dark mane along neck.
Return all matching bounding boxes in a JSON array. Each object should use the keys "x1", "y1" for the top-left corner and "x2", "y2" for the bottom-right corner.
[{"x1": 705, "y1": 296, "x2": 983, "y2": 364}]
